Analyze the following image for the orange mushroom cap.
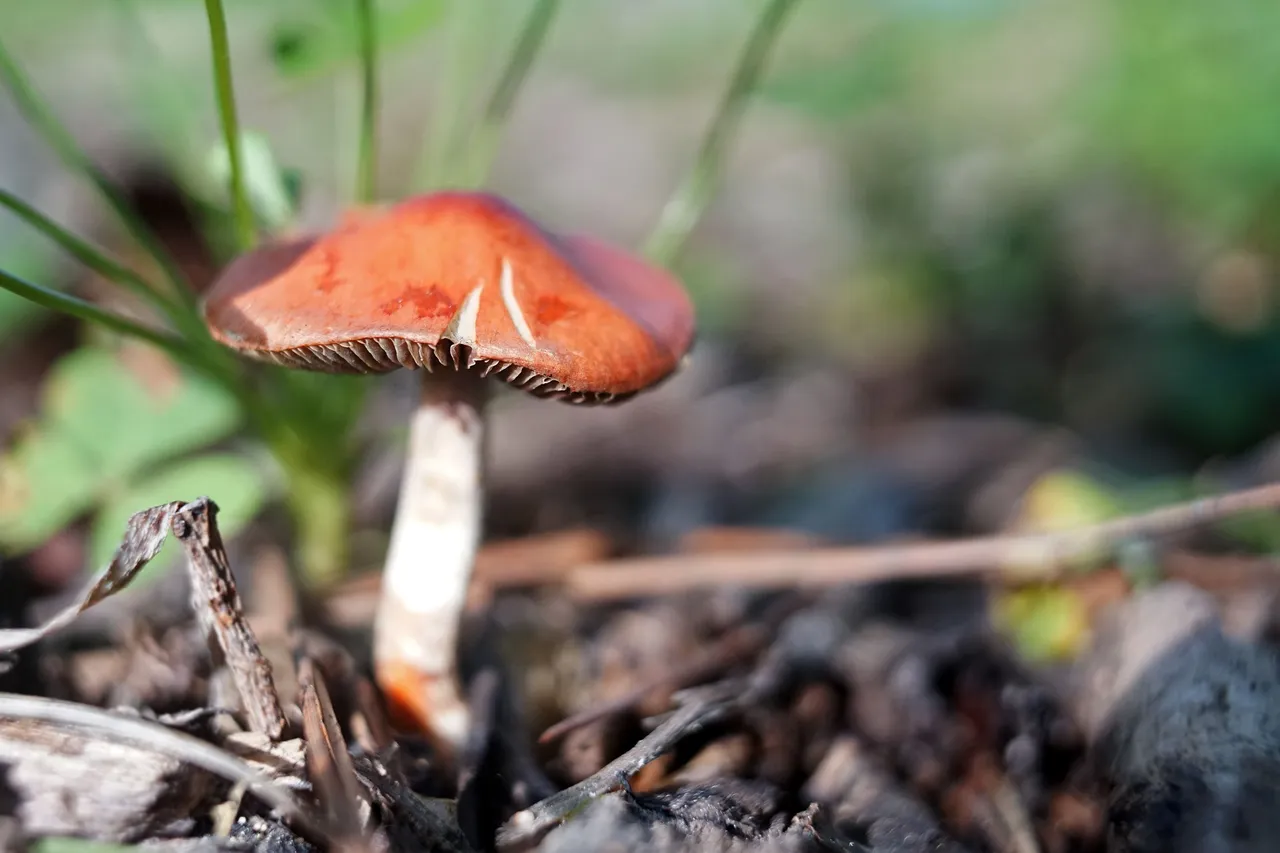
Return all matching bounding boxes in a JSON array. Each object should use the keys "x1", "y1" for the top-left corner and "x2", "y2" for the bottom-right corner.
[{"x1": 202, "y1": 192, "x2": 695, "y2": 403}]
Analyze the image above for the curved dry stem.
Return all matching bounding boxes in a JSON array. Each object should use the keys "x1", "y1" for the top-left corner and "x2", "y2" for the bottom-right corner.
[{"x1": 0, "y1": 693, "x2": 321, "y2": 835}]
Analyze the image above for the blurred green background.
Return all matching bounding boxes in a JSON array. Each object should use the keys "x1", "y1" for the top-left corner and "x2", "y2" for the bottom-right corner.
[{"x1": 3, "y1": 0, "x2": 1280, "y2": 592}]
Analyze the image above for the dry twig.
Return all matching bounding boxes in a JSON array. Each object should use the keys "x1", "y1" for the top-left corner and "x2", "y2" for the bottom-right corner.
[
  {"x1": 0, "y1": 498, "x2": 286, "y2": 739},
  {"x1": 350, "y1": 754, "x2": 474, "y2": 852},
  {"x1": 538, "y1": 599, "x2": 808, "y2": 744},
  {"x1": 568, "y1": 481, "x2": 1280, "y2": 599},
  {"x1": 497, "y1": 682, "x2": 742, "y2": 852},
  {"x1": 174, "y1": 498, "x2": 286, "y2": 739}
]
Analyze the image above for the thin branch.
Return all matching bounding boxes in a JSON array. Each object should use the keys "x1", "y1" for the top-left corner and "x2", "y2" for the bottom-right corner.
[
  {"x1": 567, "y1": 480, "x2": 1280, "y2": 600},
  {"x1": 0, "y1": 187, "x2": 183, "y2": 318},
  {"x1": 0, "y1": 267, "x2": 192, "y2": 361},
  {"x1": 465, "y1": 0, "x2": 561, "y2": 184},
  {"x1": 354, "y1": 0, "x2": 379, "y2": 203},
  {"x1": 539, "y1": 618, "x2": 773, "y2": 744},
  {"x1": 0, "y1": 37, "x2": 193, "y2": 301},
  {"x1": 643, "y1": 0, "x2": 802, "y2": 266},
  {"x1": 202, "y1": 0, "x2": 256, "y2": 250},
  {"x1": 498, "y1": 683, "x2": 742, "y2": 852}
]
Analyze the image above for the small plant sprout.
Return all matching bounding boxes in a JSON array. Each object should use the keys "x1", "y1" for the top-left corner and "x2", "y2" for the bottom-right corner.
[{"x1": 200, "y1": 191, "x2": 696, "y2": 749}]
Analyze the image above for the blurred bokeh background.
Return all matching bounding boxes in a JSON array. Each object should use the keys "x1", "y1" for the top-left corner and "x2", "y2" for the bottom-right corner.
[{"x1": 3, "y1": 0, "x2": 1280, "y2": 609}]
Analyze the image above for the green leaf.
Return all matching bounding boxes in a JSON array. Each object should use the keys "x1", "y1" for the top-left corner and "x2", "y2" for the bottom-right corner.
[
  {"x1": 0, "y1": 347, "x2": 242, "y2": 551},
  {"x1": 0, "y1": 421, "x2": 103, "y2": 550},
  {"x1": 88, "y1": 451, "x2": 271, "y2": 580},
  {"x1": 202, "y1": 130, "x2": 297, "y2": 231},
  {"x1": 270, "y1": 0, "x2": 447, "y2": 79},
  {"x1": 43, "y1": 348, "x2": 241, "y2": 480},
  {"x1": 1000, "y1": 468, "x2": 1125, "y2": 578},
  {"x1": 995, "y1": 584, "x2": 1090, "y2": 663},
  {"x1": 1015, "y1": 468, "x2": 1123, "y2": 534}
]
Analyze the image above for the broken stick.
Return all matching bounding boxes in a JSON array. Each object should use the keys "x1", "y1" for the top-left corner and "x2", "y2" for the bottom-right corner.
[{"x1": 173, "y1": 498, "x2": 287, "y2": 740}]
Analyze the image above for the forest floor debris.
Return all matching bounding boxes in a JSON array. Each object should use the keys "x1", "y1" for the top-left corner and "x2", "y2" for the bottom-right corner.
[{"x1": 2, "y1": 492, "x2": 1280, "y2": 851}]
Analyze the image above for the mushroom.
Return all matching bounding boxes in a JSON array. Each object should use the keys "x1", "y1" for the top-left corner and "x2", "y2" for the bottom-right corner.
[{"x1": 201, "y1": 191, "x2": 696, "y2": 750}]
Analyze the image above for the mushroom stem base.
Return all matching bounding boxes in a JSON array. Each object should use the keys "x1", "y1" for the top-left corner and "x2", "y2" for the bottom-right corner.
[{"x1": 374, "y1": 368, "x2": 487, "y2": 750}]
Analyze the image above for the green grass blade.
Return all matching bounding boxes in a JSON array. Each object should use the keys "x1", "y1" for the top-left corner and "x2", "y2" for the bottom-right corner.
[
  {"x1": 355, "y1": 0, "x2": 379, "y2": 203},
  {"x1": 644, "y1": 0, "x2": 803, "y2": 266},
  {"x1": 114, "y1": 0, "x2": 201, "y2": 172},
  {"x1": 0, "y1": 188, "x2": 183, "y2": 319},
  {"x1": 202, "y1": 0, "x2": 256, "y2": 250},
  {"x1": 0, "y1": 267, "x2": 191, "y2": 360},
  {"x1": 0, "y1": 268, "x2": 258, "y2": 432},
  {"x1": 416, "y1": 0, "x2": 495, "y2": 189},
  {"x1": 463, "y1": 0, "x2": 561, "y2": 185},
  {"x1": 0, "y1": 187, "x2": 228, "y2": 370},
  {"x1": 0, "y1": 38, "x2": 193, "y2": 303}
]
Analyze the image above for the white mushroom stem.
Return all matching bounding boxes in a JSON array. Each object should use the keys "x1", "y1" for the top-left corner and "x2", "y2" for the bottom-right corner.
[{"x1": 373, "y1": 368, "x2": 487, "y2": 751}]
